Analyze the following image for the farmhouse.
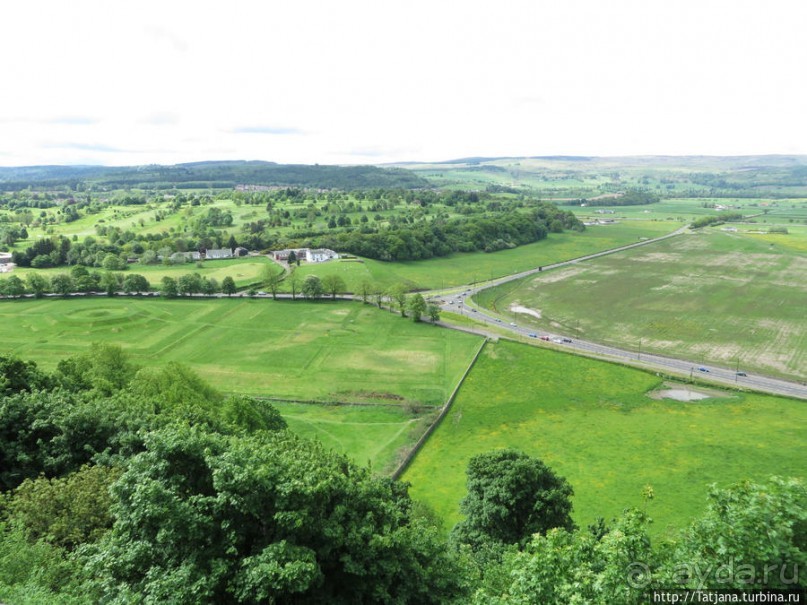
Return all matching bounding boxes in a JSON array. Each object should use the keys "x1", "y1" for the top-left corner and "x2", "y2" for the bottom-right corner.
[{"x1": 273, "y1": 248, "x2": 339, "y2": 263}]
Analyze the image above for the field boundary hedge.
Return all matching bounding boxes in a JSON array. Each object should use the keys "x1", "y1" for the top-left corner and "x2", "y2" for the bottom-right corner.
[{"x1": 392, "y1": 337, "x2": 488, "y2": 479}]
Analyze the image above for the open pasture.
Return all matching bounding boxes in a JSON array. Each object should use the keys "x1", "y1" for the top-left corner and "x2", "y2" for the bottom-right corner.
[
  {"x1": 274, "y1": 402, "x2": 434, "y2": 474},
  {"x1": 286, "y1": 220, "x2": 678, "y2": 292},
  {"x1": 402, "y1": 340, "x2": 807, "y2": 535},
  {"x1": 477, "y1": 229, "x2": 807, "y2": 380},
  {"x1": 0, "y1": 297, "x2": 481, "y2": 405}
]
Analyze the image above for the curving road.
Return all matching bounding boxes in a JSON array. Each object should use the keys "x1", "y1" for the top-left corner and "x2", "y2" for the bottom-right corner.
[{"x1": 429, "y1": 227, "x2": 807, "y2": 401}]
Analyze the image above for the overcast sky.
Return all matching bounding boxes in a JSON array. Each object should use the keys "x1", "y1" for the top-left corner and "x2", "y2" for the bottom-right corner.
[{"x1": 1, "y1": 0, "x2": 805, "y2": 166}]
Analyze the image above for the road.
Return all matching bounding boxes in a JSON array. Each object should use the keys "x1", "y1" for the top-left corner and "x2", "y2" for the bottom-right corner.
[{"x1": 430, "y1": 227, "x2": 807, "y2": 401}]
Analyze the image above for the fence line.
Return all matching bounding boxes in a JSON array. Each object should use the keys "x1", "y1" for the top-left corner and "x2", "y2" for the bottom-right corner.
[{"x1": 392, "y1": 337, "x2": 489, "y2": 480}]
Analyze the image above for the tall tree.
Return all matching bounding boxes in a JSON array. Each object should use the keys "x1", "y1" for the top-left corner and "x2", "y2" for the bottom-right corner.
[
  {"x1": 301, "y1": 274, "x2": 324, "y2": 300},
  {"x1": 451, "y1": 449, "x2": 575, "y2": 552},
  {"x1": 161, "y1": 276, "x2": 178, "y2": 298},
  {"x1": 221, "y1": 276, "x2": 236, "y2": 296},
  {"x1": 408, "y1": 293, "x2": 427, "y2": 322},
  {"x1": 387, "y1": 283, "x2": 408, "y2": 317},
  {"x1": 288, "y1": 272, "x2": 300, "y2": 300},
  {"x1": 88, "y1": 427, "x2": 471, "y2": 603},
  {"x1": 321, "y1": 274, "x2": 346, "y2": 300},
  {"x1": 26, "y1": 273, "x2": 48, "y2": 298}
]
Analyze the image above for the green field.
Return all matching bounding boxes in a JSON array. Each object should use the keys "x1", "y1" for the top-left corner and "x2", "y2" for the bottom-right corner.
[
  {"x1": 476, "y1": 229, "x2": 807, "y2": 380},
  {"x1": 402, "y1": 340, "x2": 807, "y2": 536},
  {"x1": 1, "y1": 297, "x2": 481, "y2": 405},
  {"x1": 274, "y1": 402, "x2": 435, "y2": 474},
  {"x1": 285, "y1": 220, "x2": 678, "y2": 292}
]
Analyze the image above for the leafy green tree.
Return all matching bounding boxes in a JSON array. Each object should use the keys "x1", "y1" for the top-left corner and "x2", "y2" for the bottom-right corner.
[
  {"x1": 0, "y1": 389, "x2": 134, "y2": 491},
  {"x1": 358, "y1": 279, "x2": 372, "y2": 304},
  {"x1": 6, "y1": 464, "x2": 121, "y2": 550},
  {"x1": 451, "y1": 449, "x2": 575, "y2": 553},
  {"x1": 261, "y1": 264, "x2": 283, "y2": 299},
  {"x1": 160, "y1": 276, "x2": 178, "y2": 298},
  {"x1": 0, "y1": 354, "x2": 50, "y2": 396},
  {"x1": 2, "y1": 275, "x2": 26, "y2": 297},
  {"x1": 288, "y1": 272, "x2": 300, "y2": 300},
  {"x1": 0, "y1": 523, "x2": 89, "y2": 603},
  {"x1": 387, "y1": 283, "x2": 408, "y2": 317},
  {"x1": 287, "y1": 249, "x2": 297, "y2": 265},
  {"x1": 87, "y1": 426, "x2": 470, "y2": 604},
  {"x1": 26, "y1": 273, "x2": 48, "y2": 298},
  {"x1": 122, "y1": 273, "x2": 149, "y2": 294},
  {"x1": 408, "y1": 293, "x2": 427, "y2": 321},
  {"x1": 138, "y1": 249, "x2": 158, "y2": 265},
  {"x1": 101, "y1": 253, "x2": 126, "y2": 271},
  {"x1": 50, "y1": 273, "x2": 75, "y2": 297},
  {"x1": 660, "y1": 477, "x2": 807, "y2": 590},
  {"x1": 321, "y1": 274, "x2": 345, "y2": 299},
  {"x1": 100, "y1": 271, "x2": 119, "y2": 297},
  {"x1": 221, "y1": 275, "x2": 236, "y2": 296},
  {"x1": 473, "y1": 509, "x2": 653, "y2": 604},
  {"x1": 301, "y1": 274, "x2": 324, "y2": 299},
  {"x1": 178, "y1": 273, "x2": 203, "y2": 296},
  {"x1": 427, "y1": 303, "x2": 441, "y2": 324},
  {"x1": 221, "y1": 395, "x2": 288, "y2": 433},
  {"x1": 127, "y1": 362, "x2": 222, "y2": 420},
  {"x1": 202, "y1": 277, "x2": 219, "y2": 295},
  {"x1": 55, "y1": 343, "x2": 136, "y2": 397}
]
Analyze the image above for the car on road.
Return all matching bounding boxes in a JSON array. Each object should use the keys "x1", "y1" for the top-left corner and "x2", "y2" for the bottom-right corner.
[
  {"x1": 698, "y1": 367, "x2": 710, "y2": 373},
  {"x1": 561, "y1": 338, "x2": 573, "y2": 343},
  {"x1": 495, "y1": 318, "x2": 502, "y2": 323},
  {"x1": 736, "y1": 371, "x2": 747, "y2": 377},
  {"x1": 540, "y1": 336, "x2": 550, "y2": 341},
  {"x1": 509, "y1": 322, "x2": 517, "y2": 326},
  {"x1": 528, "y1": 333, "x2": 538, "y2": 338}
]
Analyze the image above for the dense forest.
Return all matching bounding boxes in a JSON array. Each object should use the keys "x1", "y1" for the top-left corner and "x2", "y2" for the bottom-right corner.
[
  {"x1": 309, "y1": 204, "x2": 583, "y2": 261},
  {"x1": 0, "y1": 161, "x2": 429, "y2": 191},
  {"x1": 0, "y1": 349, "x2": 804, "y2": 603}
]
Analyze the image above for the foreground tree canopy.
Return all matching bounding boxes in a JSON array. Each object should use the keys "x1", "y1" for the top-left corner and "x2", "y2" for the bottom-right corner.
[{"x1": 0, "y1": 348, "x2": 804, "y2": 603}]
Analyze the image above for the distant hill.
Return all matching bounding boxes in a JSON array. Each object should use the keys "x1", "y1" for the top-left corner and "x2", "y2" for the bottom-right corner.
[
  {"x1": 0, "y1": 160, "x2": 429, "y2": 191},
  {"x1": 391, "y1": 155, "x2": 807, "y2": 198}
]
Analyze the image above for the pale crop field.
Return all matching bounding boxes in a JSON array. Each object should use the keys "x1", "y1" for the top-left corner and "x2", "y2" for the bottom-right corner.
[{"x1": 476, "y1": 229, "x2": 807, "y2": 381}]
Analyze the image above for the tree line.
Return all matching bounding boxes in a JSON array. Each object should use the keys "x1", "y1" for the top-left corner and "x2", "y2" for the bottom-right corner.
[{"x1": 308, "y1": 205, "x2": 583, "y2": 261}]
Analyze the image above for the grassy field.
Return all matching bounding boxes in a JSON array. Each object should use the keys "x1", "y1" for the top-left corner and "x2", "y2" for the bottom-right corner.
[
  {"x1": 284, "y1": 220, "x2": 678, "y2": 292},
  {"x1": 402, "y1": 340, "x2": 807, "y2": 536},
  {"x1": 1, "y1": 297, "x2": 481, "y2": 405},
  {"x1": 476, "y1": 229, "x2": 807, "y2": 380},
  {"x1": 274, "y1": 402, "x2": 435, "y2": 474}
]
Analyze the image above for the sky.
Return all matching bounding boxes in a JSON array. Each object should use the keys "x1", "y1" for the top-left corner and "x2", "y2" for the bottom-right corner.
[{"x1": 1, "y1": 0, "x2": 806, "y2": 167}]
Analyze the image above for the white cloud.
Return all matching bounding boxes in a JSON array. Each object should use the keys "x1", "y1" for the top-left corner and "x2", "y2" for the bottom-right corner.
[{"x1": 0, "y1": 0, "x2": 805, "y2": 166}]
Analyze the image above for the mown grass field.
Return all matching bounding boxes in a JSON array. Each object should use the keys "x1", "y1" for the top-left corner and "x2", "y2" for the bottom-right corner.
[
  {"x1": 274, "y1": 402, "x2": 435, "y2": 474},
  {"x1": 285, "y1": 220, "x2": 678, "y2": 292},
  {"x1": 402, "y1": 340, "x2": 807, "y2": 536},
  {"x1": 476, "y1": 229, "x2": 807, "y2": 380},
  {"x1": 1, "y1": 297, "x2": 481, "y2": 405}
]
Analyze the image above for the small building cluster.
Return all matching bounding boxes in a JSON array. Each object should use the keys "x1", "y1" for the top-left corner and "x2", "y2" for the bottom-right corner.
[
  {"x1": 184, "y1": 247, "x2": 249, "y2": 262},
  {"x1": 272, "y1": 248, "x2": 339, "y2": 263}
]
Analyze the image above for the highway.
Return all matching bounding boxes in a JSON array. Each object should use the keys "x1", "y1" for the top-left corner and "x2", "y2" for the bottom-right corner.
[{"x1": 429, "y1": 227, "x2": 807, "y2": 401}]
